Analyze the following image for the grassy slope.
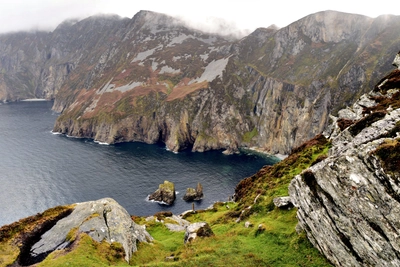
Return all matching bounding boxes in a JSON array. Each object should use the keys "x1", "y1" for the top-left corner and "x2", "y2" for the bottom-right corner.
[
  {"x1": 128, "y1": 134, "x2": 333, "y2": 267},
  {"x1": 0, "y1": 134, "x2": 333, "y2": 267}
]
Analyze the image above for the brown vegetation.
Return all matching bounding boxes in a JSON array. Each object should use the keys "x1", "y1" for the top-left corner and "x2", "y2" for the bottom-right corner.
[
  {"x1": 348, "y1": 111, "x2": 387, "y2": 136},
  {"x1": 374, "y1": 69, "x2": 400, "y2": 92},
  {"x1": 337, "y1": 118, "x2": 355, "y2": 131},
  {"x1": 373, "y1": 139, "x2": 400, "y2": 176}
]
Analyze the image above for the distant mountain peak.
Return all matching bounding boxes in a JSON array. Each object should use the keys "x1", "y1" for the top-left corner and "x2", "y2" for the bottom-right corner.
[
  {"x1": 266, "y1": 24, "x2": 279, "y2": 31},
  {"x1": 132, "y1": 9, "x2": 186, "y2": 31}
]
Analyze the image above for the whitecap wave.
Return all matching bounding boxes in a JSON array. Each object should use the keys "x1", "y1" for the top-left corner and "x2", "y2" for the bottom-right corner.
[
  {"x1": 145, "y1": 195, "x2": 169, "y2": 205},
  {"x1": 94, "y1": 140, "x2": 110, "y2": 145},
  {"x1": 21, "y1": 98, "x2": 48, "y2": 102}
]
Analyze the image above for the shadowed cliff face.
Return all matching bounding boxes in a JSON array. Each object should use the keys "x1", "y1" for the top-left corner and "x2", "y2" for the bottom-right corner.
[
  {"x1": 2, "y1": 10, "x2": 400, "y2": 153},
  {"x1": 289, "y1": 67, "x2": 400, "y2": 266}
]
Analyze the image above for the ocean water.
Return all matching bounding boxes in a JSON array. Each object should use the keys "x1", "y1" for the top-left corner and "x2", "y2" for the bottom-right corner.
[{"x1": 0, "y1": 101, "x2": 278, "y2": 227}]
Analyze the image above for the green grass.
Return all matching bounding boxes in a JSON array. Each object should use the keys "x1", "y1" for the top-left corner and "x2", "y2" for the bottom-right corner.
[
  {"x1": 242, "y1": 127, "x2": 258, "y2": 143},
  {"x1": 130, "y1": 203, "x2": 331, "y2": 267},
  {"x1": 0, "y1": 205, "x2": 75, "y2": 267},
  {"x1": 0, "y1": 240, "x2": 19, "y2": 267},
  {"x1": 128, "y1": 133, "x2": 333, "y2": 266},
  {"x1": 37, "y1": 234, "x2": 128, "y2": 267}
]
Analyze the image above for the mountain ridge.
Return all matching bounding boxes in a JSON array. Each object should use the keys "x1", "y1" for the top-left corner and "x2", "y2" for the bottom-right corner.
[{"x1": 1, "y1": 10, "x2": 400, "y2": 154}]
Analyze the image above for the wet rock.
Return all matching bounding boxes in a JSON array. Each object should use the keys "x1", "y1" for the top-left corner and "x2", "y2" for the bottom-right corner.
[
  {"x1": 149, "y1": 180, "x2": 176, "y2": 205},
  {"x1": 184, "y1": 222, "x2": 214, "y2": 244},
  {"x1": 29, "y1": 198, "x2": 152, "y2": 263},
  {"x1": 183, "y1": 182, "x2": 204, "y2": 201}
]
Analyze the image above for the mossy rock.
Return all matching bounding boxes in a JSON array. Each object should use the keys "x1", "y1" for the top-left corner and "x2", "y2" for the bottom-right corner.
[{"x1": 149, "y1": 180, "x2": 176, "y2": 205}]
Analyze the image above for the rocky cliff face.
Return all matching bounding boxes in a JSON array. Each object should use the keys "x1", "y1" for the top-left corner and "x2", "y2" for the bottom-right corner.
[
  {"x1": 289, "y1": 66, "x2": 400, "y2": 266},
  {"x1": 2, "y1": 10, "x2": 400, "y2": 153}
]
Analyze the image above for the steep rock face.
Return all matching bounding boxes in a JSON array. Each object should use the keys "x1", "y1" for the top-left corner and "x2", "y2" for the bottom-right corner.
[
  {"x1": 3, "y1": 10, "x2": 400, "y2": 153},
  {"x1": 0, "y1": 15, "x2": 128, "y2": 102},
  {"x1": 51, "y1": 10, "x2": 400, "y2": 154},
  {"x1": 29, "y1": 198, "x2": 152, "y2": 263},
  {"x1": 289, "y1": 69, "x2": 400, "y2": 266}
]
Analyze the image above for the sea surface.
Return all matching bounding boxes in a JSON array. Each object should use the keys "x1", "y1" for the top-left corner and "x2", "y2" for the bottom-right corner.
[{"x1": 0, "y1": 101, "x2": 278, "y2": 227}]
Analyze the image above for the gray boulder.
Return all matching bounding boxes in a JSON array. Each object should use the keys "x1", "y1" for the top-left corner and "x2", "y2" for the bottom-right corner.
[
  {"x1": 165, "y1": 215, "x2": 190, "y2": 232},
  {"x1": 149, "y1": 180, "x2": 176, "y2": 205},
  {"x1": 30, "y1": 198, "x2": 152, "y2": 263},
  {"x1": 273, "y1": 196, "x2": 293, "y2": 209},
  {"x1": 184, "y1": 222, "x2": 214, "y2": 244}
]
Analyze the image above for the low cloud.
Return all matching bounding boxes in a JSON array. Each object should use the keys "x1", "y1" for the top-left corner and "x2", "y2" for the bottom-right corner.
[{"x1": 177, "y1": 15, "x2": 252, "y2": 39}]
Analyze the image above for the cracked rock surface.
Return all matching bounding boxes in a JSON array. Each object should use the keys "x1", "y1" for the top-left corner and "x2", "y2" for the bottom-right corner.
[
  {"x1": 289, "y1": 88, "x2": 400, "y2": 266},
  {"x1": 30, "y1": 198, "x2": 152, "y2": 263}
]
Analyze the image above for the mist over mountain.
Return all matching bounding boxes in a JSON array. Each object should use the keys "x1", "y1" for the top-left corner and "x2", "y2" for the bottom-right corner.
[{"x1": 1, "y1": 10, "x2": 400, "y2": 154}]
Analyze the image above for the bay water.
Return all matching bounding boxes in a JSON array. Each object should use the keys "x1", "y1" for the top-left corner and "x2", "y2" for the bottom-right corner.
[{"x1": 0, "y1": 101, "x2": 278, "y2": 227}]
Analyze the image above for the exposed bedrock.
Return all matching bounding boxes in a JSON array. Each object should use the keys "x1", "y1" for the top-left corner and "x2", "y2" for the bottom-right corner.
[{"x1": 289, "y1": 78, "x2": 400, "y2": 266}]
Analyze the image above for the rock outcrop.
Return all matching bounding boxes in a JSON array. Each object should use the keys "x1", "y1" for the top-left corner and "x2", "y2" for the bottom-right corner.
[
  {"x1": 184, "y1": 222, "x2": 214, "y2": 244},
  {"x1": 273, "y1": 196, "x2": 293, "y2": 209},
  {"x1": 148, "y1": 180, "x2": 176, "y2": 205},
  {"x1": 289, "y1": 65, "x2": 400, "y2": 266},
  {"x1": 393, "y1": 51, "x2": 400, "y2": 69},
  {"x1": 183, "y1": 182, "x2": 204, "y2": 201},
  {"x1": 29, "y1": 198, "x2": 152, "y2": 263}
]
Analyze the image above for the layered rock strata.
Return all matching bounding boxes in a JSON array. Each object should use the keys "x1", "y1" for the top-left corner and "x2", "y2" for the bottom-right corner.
[{"x1": 289, "y1": 68, "x2": 400, "y2": 266}]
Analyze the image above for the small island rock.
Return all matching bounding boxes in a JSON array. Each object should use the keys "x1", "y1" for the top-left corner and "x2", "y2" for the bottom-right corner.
[
  {"x1": 149, "y1": 180, "x2": 176, "y2": 205},
  {"x1": 183, "y1": 182, "x2": 204, "y2": 201}
]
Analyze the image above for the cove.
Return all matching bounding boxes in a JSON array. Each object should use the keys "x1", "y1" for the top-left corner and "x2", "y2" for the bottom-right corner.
[{"x1": 0, "y1": 101, "x2": 279, "y2": 226}]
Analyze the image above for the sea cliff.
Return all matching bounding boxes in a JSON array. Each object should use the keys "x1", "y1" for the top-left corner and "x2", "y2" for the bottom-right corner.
[{"x1": 1, "y1": 11, "x2": 400, "y2": 153}]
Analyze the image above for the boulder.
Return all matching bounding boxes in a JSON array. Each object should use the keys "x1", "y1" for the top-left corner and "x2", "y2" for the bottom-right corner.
[
  {"x1": 273, "y1": 196, "x2": 293, "y2": 209},
  {"x1": 184, "y1": 222, "x2": 214, "y2": 244},
  {"x1": 183, "y1": 182, "x2": 204, "y2": 201},
  {"x1": 29, "y1": 198, "x2": 152, "y2": 263},
  {"x1": 165, "y1": 215, "x2": 190, "y2": 232},
  {"x1": 244, "y1": 221, "x2": 253, "y2": 228},
  {"x1": 148, "y1": 180, "x2": 176, "y2": 205}
]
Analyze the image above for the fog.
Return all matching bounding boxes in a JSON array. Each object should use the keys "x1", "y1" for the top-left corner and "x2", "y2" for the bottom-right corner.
[{"x1": 0, "y1": 0, "x2": 399, "y2": 35}]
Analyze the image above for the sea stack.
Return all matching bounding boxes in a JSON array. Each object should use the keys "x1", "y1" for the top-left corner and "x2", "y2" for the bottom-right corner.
[
  {"x1": 149, "y1": 180, "x2": 176, "y2": 205},
  {"x1": 183, "y1": 182, "x2": 204, "y2": 201}
]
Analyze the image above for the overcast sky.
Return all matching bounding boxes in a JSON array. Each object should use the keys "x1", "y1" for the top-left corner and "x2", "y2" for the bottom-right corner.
[{"x1": 1, "y1": 0, "x2": 399, "y2": 35}]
